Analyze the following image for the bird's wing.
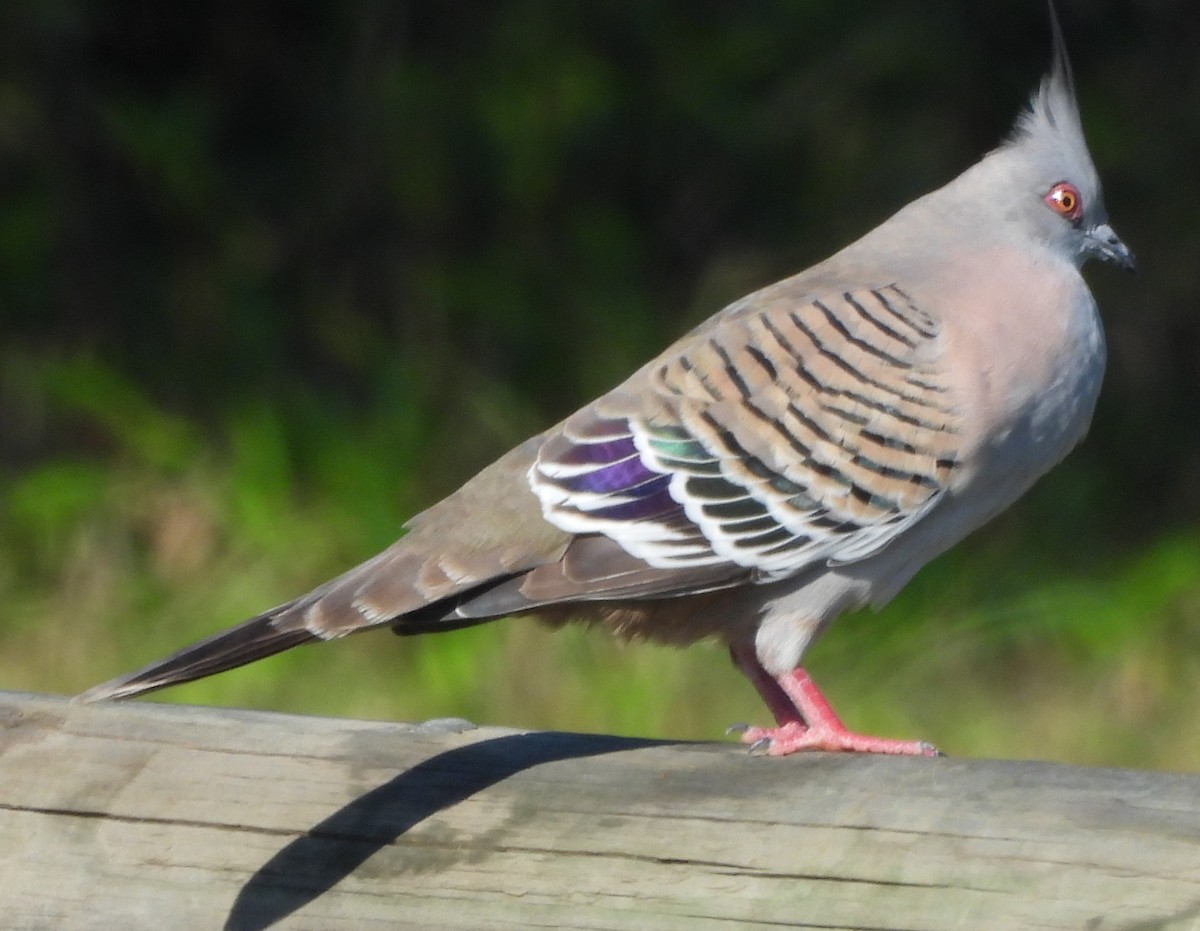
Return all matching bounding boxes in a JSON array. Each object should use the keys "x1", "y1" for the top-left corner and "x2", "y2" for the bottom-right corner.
[{"x1": 522, "y1": 283, "x2": 962, "y2": 598}]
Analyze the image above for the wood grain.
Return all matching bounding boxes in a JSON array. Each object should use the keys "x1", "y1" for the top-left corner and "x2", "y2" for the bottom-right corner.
[{"x1": 1, "y1": 691, "x2": 1198, "y2": 930}]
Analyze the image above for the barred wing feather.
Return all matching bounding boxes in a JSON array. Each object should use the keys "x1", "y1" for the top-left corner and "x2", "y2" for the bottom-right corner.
[{"x1": 531, "y1": 286, "x2": 962, "y2": 582}]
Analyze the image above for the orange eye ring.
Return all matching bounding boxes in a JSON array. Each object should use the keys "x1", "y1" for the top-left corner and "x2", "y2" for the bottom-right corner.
[{"x1": 1044, "y1": 182, "x2": 1083, "y2": 223}]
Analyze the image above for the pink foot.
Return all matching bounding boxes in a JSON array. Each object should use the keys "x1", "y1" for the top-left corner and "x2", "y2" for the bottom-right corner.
[
  {"x1": 729, "y1": 644, "x2": 939, "y2": 757},
  {"x1": 737, "y1": 720, "x2": 938, "y2": 756}
]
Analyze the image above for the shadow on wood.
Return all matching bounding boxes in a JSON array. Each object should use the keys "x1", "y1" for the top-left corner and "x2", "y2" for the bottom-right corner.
[
  {"x1": 230, "y1": 731, "x2": 647, "y2": 930},
  {"x1": 2, "y1": 690, "x2": 1199, "y2": 930}
]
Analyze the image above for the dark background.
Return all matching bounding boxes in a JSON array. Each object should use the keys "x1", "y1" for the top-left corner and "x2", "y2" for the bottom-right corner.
[{"x1": 1, "y1": 1, "x2": 1197, "y2": 766}]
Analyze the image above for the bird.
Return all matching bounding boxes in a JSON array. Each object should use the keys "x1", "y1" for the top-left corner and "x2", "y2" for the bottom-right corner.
[{"x1": 79, "y1": 7, "x2": 1134, "y2": 756}]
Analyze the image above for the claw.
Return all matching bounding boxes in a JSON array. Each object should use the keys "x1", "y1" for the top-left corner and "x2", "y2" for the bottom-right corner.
[
  {"x1": 726, "y1": 722, "x2": 750, "y2": 735},
  {"x1": 748, "y1": 737, "x2": 773, "y2": 754}
]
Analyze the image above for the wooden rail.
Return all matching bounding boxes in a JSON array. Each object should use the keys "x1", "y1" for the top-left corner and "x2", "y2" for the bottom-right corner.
[{"x1": 1, "y1": 690, "x2": 1198, "y2": 930}]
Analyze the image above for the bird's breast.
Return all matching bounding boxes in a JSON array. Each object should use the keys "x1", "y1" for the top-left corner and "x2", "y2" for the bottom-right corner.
[{"x1": 937, "y1": 246, "x2": 1106, "y2": 501}]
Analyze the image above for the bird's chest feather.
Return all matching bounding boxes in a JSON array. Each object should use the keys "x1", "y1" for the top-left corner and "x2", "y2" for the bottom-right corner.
[{"x1": 938, "y1": 248, "x2": 1106, "y2": 478}]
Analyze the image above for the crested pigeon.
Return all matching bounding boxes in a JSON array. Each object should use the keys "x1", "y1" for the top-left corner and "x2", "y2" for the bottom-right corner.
[{"x1": 80, "y1": 10, "x2": 1133, "y2": 756}]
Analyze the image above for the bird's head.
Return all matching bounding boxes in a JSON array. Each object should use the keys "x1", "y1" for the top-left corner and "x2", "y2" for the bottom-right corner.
[{"x1": 991, "y1": 3, "x2": 1135, "y2": 272}]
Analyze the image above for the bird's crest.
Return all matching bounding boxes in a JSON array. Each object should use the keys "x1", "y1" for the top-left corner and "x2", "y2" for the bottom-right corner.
[
  {"x1": 1006, "y1": 1, "x2": 1092, "y2": 175},
  {"x1": 998, "y1": 0, "x2": 1099, "y2": 211}
]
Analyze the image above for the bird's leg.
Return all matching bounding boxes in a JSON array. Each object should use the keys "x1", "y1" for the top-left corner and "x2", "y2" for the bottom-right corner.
[
  {"x1": 729, "y1": 643, "x2": 938, "y2": 757},
  {"x1": 728, "y1": 642, "x2": 807, "y2": 729}
]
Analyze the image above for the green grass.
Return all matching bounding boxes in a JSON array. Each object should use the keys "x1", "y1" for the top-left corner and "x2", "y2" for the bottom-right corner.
[{"x1": 3, "y1": 357, "x2": 1199, "y2": 771}]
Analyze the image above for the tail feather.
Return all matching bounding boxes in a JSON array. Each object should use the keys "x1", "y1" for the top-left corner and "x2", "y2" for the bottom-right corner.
[
  {"x1": 76, "y1": 607, "x2": 318, "y2": 703},
  {"x1": 76, "y1": 524, "x2": 748, "y2": 702}
]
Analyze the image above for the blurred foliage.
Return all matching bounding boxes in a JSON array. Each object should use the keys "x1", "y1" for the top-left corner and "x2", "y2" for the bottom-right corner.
[{"x1": 1, "y1": 1, "x2": 1198, "y2": 768}]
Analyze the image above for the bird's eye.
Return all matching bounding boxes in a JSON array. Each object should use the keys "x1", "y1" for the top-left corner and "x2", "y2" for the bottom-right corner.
[{"x1": 1044, "y1": 182, "x2": 1083, "y2": 223}]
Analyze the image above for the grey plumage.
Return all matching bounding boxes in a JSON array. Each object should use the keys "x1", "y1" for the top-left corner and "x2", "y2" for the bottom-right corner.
[{"x1": 79, "y1": 8, "x2": 1133, "y2": 756}]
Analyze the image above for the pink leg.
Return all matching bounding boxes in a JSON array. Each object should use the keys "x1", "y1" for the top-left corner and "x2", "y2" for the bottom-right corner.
[
  {"x1": 729, "y1": 643, "x2": 938, "y2": 757},
  {"x1": 729, "y1": 642, "x2": 805, "y2": 727}
]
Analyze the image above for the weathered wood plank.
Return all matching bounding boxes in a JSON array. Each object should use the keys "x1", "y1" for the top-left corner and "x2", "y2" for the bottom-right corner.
[{"x1": 1, "y1": 690, "x2": 1199, "y2": 930}]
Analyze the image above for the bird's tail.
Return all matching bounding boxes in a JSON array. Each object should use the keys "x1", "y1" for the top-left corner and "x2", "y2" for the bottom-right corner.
[{"x1": 75, "y1": 604, "x2": 318, "y2": 703}]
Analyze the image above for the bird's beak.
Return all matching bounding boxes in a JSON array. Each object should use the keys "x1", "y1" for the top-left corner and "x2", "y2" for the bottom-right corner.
[{"x1": 1087, "y1": 222, "x2": 1136, "y2": 272}]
